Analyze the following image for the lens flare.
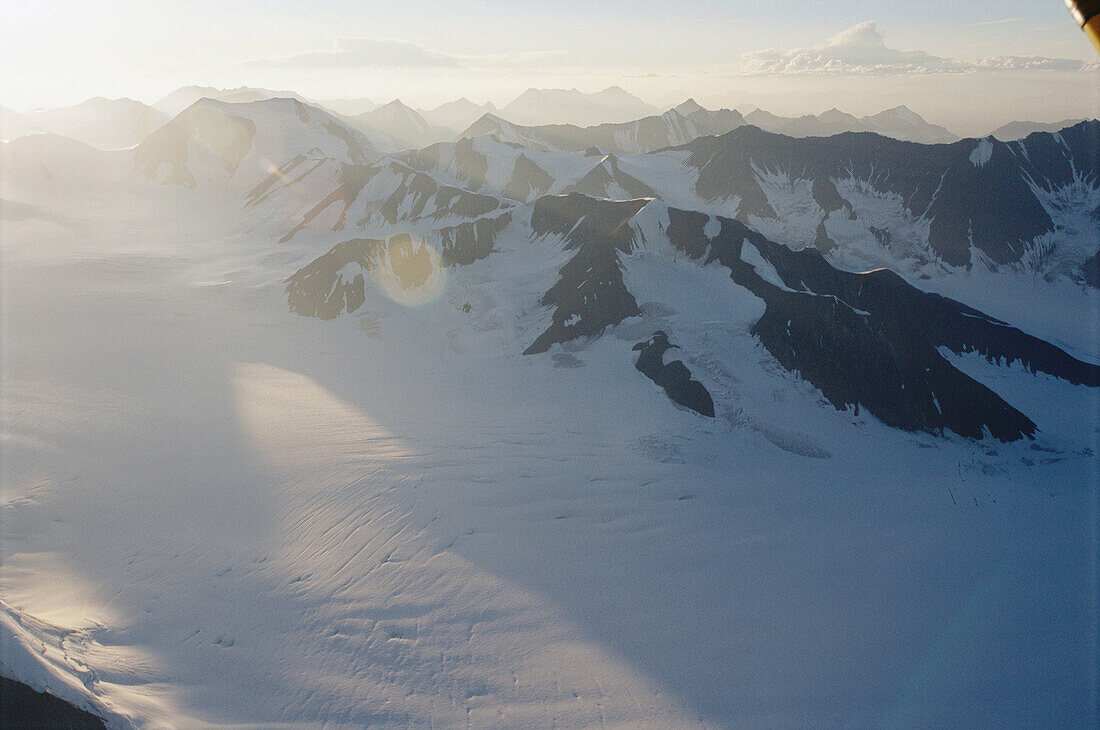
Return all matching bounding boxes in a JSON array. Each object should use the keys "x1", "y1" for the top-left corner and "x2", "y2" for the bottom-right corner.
[
  {"x1": 368, "y1": 234, "x2": 446, "y2": 307},
  {"x1": 261, "y1": 158, "x2": 287, "y2": 180}
]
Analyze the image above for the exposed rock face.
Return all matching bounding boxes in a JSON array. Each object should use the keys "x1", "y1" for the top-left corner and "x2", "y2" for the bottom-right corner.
[
  {"x1": 566, "y1": 155, "x2": 655, "y2": 200},
  {"x1": 285, "y1": 212, "x2": 512, "y2": 320},
  {"x1": 273, "y1": 159, "x2": 507, "y2": 243},
  {"x1": 284, "y1": 190, "x2": 1098, "y2": 442},
  {"x1": 285, "y1": 237, "x2": 374, "y2": 319},
  {"x1": 750, "y1": 288, "x2": 1037, "y2": 440},
  {"x1": 390, "y1": 120, "x2": 1098, "y2": 282},
  {"x1": 502, "y1": 155, "x2": 554, "y2": 201},
  {"x1": 632, "y1": 331, "x2": 715, "y2": 417},
  {"x1": 0, "y1": 676, "x2": 107, "y2": 729},
  {"x1": 661, "y1": 207, "x2": 1095, "y2": 440},
  {"x1": 680, "y1": 121, "x2": 1100, "y2": 267},
  {"x1": 523, "y1": 195, "x2": 647, "y2": 355},
  {"x1": 438, "y1": 212, "x2": 513, "y2": 266}
]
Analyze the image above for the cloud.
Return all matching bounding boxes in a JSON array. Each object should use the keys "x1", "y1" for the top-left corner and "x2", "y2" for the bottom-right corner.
[
  {"x1": 743, "y1": 22, "x2": 969, "y2": 74},
  {"x1": 245, "y1": 38, "x2": 563, "y2": 70},
  {"x1": 970, "y1": 55, "x2": 1097, "y2": 71},
  {"x1": 742, "y1": 21, "x2": 1092, "y2": 75},
  {"x1": 971, "y1": 17, "x2": 1024, "y2": 27}
]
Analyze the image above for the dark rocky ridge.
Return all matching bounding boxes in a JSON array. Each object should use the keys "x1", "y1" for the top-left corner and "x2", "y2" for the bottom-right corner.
[
  {"x1": 663, "y1": 207, "x2": 1095, "y2": 440},
  {"x1": 438, "y1": 212, "x2": 513, "y2": 267},
  {"x1": 739, "y1": 238, "x2": 1100, "y2": 387},
  {"x1": 523, "y1": 194, "x2": 648, "y2": 355},
  {"x1": 0, "y1": 675, "x2": 107, "y2": 729},
  {"x1": 565, "y1": 155, "x2": 655, "y2": 200},
  {"x1": 678, "y1": 121, "x2": 1100, "y2": 268},
  {"x1": 517, "y1": 197, "x2": 1094, "y2": 439},
  {"x1": 393, "y1": 120, "x2": 1097, "y2": 281},
  {"x1": 285, "y1": 237, "x2": 374, "y2": 319},
  {"x1": 502, "y1": 155, "x2": 554, "y2": 201},
  {"x1": 632, "y1": 331, "x2": 715, "y2": 417},
  {"x1": 270, "y1": 159, "x2": 506, "y2": 243},
  {"x1": 285, "y1": 214, "x2": 511, "y2": 320},
  {"x1": 284, "y1": 191, "x2": 1097, "y2": 440}
]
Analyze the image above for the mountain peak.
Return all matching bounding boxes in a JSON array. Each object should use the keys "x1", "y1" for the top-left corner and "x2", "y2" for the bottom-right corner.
[
  {"x1": 818, "y1": 108, "x2": 859, "y2": 123},
  {"x1": 501, "y1": 86, "x2": 657, "y2": 127},
  {"x1": 673, "y1": 98, "x2": 706, "y2": 116},
  {"x1": 378, "y1": 98, "x2": 413, "y2": 111},
  {"x1": 871, "y1": 105, "x2": 922, "y2": 122}
]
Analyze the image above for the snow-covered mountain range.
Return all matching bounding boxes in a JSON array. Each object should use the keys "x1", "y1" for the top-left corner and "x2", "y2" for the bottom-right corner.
[
  {"x1": 421, "y1": 97, "x2": 499, "y2": 134},
  {"x1": 2, "y1": 92, "x2": 1097, "y2": 728},
  {"x1": 458, "y1": 105, "x2": 745, "y2": 154},
  {"x1": 743, "y1": 105, "x2": 958, "y2": 144},
  {"x1": 1, "y1": 97, "x2": 168, "y2": 149},
  {"x1": 152, "y1": 85, "x2": 311, "y2": 117},
  {"x1": 394, "y1": 119, "x2": 1099, "y2": 283},
  {"x1": 498, "y1": 86, "x2": 659, "y2": 126},
  {"x1": 990, "y1": 118, "x2": 1090, "y2": 141}
]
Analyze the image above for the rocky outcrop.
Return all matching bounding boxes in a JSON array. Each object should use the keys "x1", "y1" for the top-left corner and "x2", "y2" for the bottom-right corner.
[
  {"x1": 523, "y1": 195, "x2": 647, "y2": 354},
  {"x1": 632, "y1": 331, "x2": 715, "y2": 417},
  {"x1": 680, "y1": 122, "x2": 1100, "y2": 267}
]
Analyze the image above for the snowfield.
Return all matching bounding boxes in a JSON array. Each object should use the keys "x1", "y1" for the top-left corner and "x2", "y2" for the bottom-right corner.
[{"x1": 1, "y1": 107, "x2": 1098, "y2": 729}]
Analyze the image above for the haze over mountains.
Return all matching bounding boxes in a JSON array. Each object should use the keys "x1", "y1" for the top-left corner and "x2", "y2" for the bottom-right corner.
[
  {"x1": 2, "y1": 84, "x2": 1098, "y2": 728},
  {"x1": 9, "y1": 84, "x2": 1089, "y2": 154},
  {"x1": 496, "y1": 86, "x2": 659, "y2": 126},
  {"x1": 990, "y1": 118, "x2": 1090, "y2": 141},
  {"x1": 0, "y1": 98, "x2": 169, "y2": 149},
  {"x1": 743, "y1": 105, "x2": 958, "y2": 144},
  {"x1": 152, "y1": 85, "x2": 312, "y2": 117},
  {"x1": 7, "y1": 88, "x2": 1095, "y2": 441}
]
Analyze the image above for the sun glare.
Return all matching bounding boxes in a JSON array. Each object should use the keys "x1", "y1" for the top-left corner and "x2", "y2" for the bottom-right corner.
[{"x1": 369, "y1": 234, "x2": 447, "y2": 307}]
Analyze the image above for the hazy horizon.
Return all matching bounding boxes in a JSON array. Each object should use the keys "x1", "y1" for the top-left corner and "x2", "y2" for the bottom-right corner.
[{"x1": 3, "y1": 2, "x2": 1098, "y2": 136}]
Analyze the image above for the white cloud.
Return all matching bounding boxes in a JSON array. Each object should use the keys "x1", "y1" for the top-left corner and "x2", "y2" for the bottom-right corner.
[
  {"x1": 742, "y1": 21, "x2": 1092, "y2": 75},
  {"x1": 245, "y1": 38, "x2": 563, "y2": 70},
  {"x1": 970, "y1": 55, "x2": 1098, "y2": 71}
]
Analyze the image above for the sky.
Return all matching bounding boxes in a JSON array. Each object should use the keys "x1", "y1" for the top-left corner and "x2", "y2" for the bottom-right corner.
[{"x1": 2, "y1": 0, "x2": 1098, "y2": 135}]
